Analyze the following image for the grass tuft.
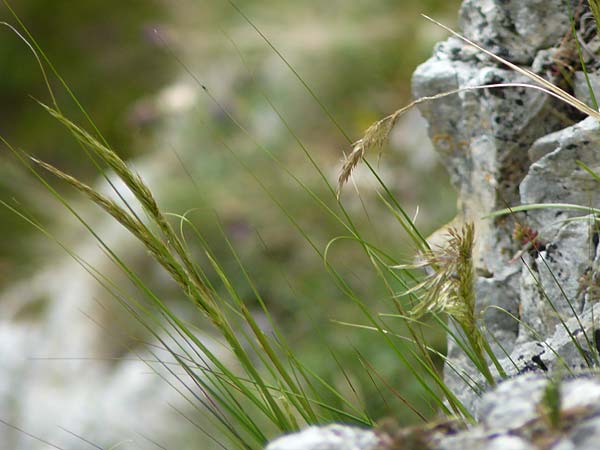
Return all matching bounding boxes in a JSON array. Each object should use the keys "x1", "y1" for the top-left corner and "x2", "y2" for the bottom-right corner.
[
  {"x1": 394, "y1": 223, "x2": 497, "y2": 386},
  {"x1": 401, "y1": 223, "x2": 476, "y2": 324},
  {"x1": 539, "y1": 374, "x2": 563, "y2": 431},
  {"x1": 10, "y1": 3, "x2": 600, "y2": 447}
]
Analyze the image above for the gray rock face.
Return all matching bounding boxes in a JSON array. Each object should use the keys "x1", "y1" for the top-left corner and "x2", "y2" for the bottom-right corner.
[
  {"x1": 412, "y1": 37, "x2": 573, "y2": 288},
  {"x1": 459, "y1": 0, "x2": 572, "y2": 64},
  {"x1": 413, "y1": 0, "x2": 600, "y2": 412},
  {"x1": 574, "y1": 72, "x2": 600, "y2": 108},
  {"x1": 436, "y1": 374, "x2": 600, "y2": 450},
  {"x1": 266, "y1": 375, "x2": 600, "y2": 450},
  {"x1": 411, "y1": 1, "x2": 587, "y2": 411},
  {"x1": 522, "y1": 117, "x2": 600, "y2": 217}
]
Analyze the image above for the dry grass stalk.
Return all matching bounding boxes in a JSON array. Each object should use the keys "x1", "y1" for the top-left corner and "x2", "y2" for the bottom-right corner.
[
  {"x1": 337, "y1": 89, "x2": 479, "y2": 198},
  {"x1": 32, "y1": 157, "x2": 221, "y2": 319},
  {"x1": 338, "y1": 15, "x2": 600, "y2": 197},
  {"x1": 421, "y1": 15, "x2": 600, "y2": 119},
  {"x1": 337, "y1": 108, "x2": 403, "y2": 197},
  {"x1": 401, "y1": 223, "x2": 476, "y2": 325},
  {"x1": 395, "y1": 223, "x2": 496, "y2": 384}
]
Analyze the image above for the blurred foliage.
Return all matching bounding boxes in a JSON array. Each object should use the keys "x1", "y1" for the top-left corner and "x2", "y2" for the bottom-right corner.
[
  {"x1": 1, "y1": 0, "x2": 462, "y2": 435},
  {"x1": 0, "y1": 0, "x2": 173, "y2": 276},
  {"x1": 0, "y1": 0, "x2": 171, "y2": 166}
]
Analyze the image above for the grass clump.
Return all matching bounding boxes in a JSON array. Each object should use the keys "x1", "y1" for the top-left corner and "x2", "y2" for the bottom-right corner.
[
  {"x1": 414, "y1": 225, "x2": 495, "y2": 386},
  {"x1": 1, "y1": 2, "x2": 466, "y2": 446},
  {"x1": 393, "y1": 223, "x2": 500, "y2": 387},
  {"x1": 539, "y1": 374, "x2": 563, "y2": 431},
  {"x1": 8, "y1": 0, "x2": 600, "y2": 448}
]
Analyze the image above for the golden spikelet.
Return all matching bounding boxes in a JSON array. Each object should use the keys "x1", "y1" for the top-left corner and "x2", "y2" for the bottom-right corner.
[
  {"x1": 403, "y1": 222, "x2": 476, "y2": 328},
  {"x1": 337, "y1": 108, "x2": 405, "y2": 198},
  {"x1": 397, "y1": 222, "x2": 497, "y2": 385}
]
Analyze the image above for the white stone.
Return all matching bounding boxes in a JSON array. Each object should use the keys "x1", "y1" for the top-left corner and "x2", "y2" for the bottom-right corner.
[{"x1": 265, "y1": 425, "x2": 379, "y2": 450}]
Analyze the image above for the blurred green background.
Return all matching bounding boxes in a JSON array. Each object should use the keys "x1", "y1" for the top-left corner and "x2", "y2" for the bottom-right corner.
[{"x1": 0, "y1": 0, "x2": 461, "y2": 441}]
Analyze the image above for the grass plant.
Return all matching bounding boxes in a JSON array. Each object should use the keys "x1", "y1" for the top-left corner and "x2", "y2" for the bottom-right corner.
[
  {"x1": 3, "y1": 1, "x2": 600, "y2": 449},
  {"x1": 539, "y1": 373, "x2": 563, "y2": 431},
  {"x1": 394, "y1": 223, "x2": 498, "y2": 386},
  {"x1": 1, "y1": 3, "x2": 464, "y2": 447}
]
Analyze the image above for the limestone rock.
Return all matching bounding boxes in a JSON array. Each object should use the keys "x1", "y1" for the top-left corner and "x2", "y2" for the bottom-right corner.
[
  {"x1": 515, "y1": 117, "x2": 600, "y2": 343},
  {"x1": 265, "y1": 425, "x2": 379, "y2": 450},
  {"x1": 264, "y1": 374, "x2": 600, "y2": 450},
  {"x1": 459, "y1": 0, "x2": 572, "y2": 64},
  {"x1": 412, "y1": 3, "x2": 581, "y2": 404},
  {"x1": 412, "y1": 32, "x2": 574, "y2": 281},
  {"x1": 574, "y1": 72, "x2": 600, "y2": 108},
  {"x1": 410, "y1": 0, "x2": 600, "y2": 413},
  {"x1": 522, "y1": 117, "x2": 600, "y2": 222}
]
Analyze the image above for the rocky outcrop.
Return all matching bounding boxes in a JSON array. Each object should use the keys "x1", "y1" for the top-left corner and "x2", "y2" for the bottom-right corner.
[
  {"x1": 267, "y1": 374, "x2": 600, "y2": 450},
  {"x1": 413, "y1": 0, "x2": 600, "y2": 411}
]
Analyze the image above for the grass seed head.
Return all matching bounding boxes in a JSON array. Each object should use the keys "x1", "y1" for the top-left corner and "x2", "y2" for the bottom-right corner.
[{"x1": 408, "y1": 223, "x2": 476, "y2": 331}]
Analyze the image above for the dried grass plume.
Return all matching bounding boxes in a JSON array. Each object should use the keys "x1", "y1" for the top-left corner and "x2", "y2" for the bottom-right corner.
[
  {"x1": 401, "y1": 222, "x2": 476, "y2": 325},
  {"x1": 337, "y1": 15, "x2": 600, "y2": 199}
]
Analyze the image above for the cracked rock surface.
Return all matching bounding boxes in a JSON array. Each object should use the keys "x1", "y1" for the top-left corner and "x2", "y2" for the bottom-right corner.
[{"x1": 413, "y1": 0, "x2": 600, "y2": 412}]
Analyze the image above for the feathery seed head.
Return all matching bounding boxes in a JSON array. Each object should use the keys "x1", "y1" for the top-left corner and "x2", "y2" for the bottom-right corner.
[{"x1": 407, "y1": 223, "x2": 476, "y2": 329}]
